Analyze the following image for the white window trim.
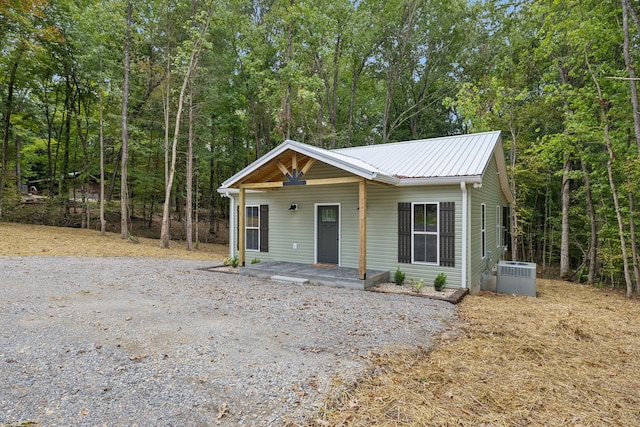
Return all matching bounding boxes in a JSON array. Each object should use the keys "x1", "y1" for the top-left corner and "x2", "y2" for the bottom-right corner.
[
  {"x1": 496, "y1": 205, "x2": 501, "y2": 248},
  {"x1": 245, "y1": 205, "x2": 260, "y2": 252},
  {"x1": 481, "y1": 203, "x2": 486, "y2": 259},
  {"x1": 411, "y1": 202, "x2": 439, "y2": 265}
]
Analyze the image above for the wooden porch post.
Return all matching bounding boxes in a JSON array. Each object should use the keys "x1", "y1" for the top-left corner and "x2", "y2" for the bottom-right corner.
[
  {"x1": 359, "y1": 179, "x2": 367, "y2": 280},
  {"x1": 238, "y1": 186, "x2": 245, "y2": 266}
]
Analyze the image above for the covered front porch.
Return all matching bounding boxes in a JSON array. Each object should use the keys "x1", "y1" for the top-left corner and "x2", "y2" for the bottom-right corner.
[{"x1": 239, "y1": 261, "x2": 390, "y2": 291}]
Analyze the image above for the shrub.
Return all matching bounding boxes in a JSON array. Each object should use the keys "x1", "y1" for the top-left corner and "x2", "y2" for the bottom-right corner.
[
  {"x1": 434, "y1": 273, "x2": 447, "y2": 292},
  {"x1": 412, "y1": 278, "x2": 425, "y2": 293},
  {"x1": 224, "y1": 256, "x2": 239, "y2": 268},
  {"x1": 393, "y1": 267, "x2": 406, "y2": 286},
  {"x1": 251, "y1": 258, "x2": 261, "y2": 264}
]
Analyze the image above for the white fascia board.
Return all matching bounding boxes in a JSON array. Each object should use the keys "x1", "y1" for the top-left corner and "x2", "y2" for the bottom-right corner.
[
  {"x1": 219, "y1": 141, "x2": 295, "y2": 189},
  {"x1": 490, "y1": 137, "x2": 514, "y2": 204},
  {"x1": 218, "y1": 139, "x2": 387, "y2": 190},
  {"x1": 395, "y1": 175, "x2": 482, "y2": 187},
  {"x1": 290, "y1": 142, "x2": 384, "y2": 180},
  {"x1": 217, "y1": 188, "x2": 265, "y2": 196}
]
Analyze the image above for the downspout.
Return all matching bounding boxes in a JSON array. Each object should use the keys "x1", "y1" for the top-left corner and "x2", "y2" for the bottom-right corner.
[
  {"x1": 460, "y1": 181, "x2": 468, "y2": 288},
  {"x1": 226, "y1": 192, "x2": 235, "y2": 259}
]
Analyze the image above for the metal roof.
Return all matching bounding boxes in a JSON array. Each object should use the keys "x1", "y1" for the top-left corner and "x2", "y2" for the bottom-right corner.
[
  {"x1": 218, "y1": 131, "x2": 512, "y2": 203},
  {"x1": 335, "y1": 131, "x2": 501, "y2": 179}
]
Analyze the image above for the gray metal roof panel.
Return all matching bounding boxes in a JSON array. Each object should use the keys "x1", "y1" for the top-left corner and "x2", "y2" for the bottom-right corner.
[{"x1": 334, "y1": 131, "x2": 501, "y2": 179}]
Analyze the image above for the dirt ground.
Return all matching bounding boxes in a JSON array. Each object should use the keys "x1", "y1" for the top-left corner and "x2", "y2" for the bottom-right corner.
[{"x1": 2, "y1": 222, "x2": 639, "y2": 426}]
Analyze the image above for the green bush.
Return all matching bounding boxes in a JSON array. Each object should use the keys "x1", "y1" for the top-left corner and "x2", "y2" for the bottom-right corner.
[
  {"x1": 393, "y1": 267, "x2": 406, "y2": 286},
  {"x1": 251, "y1": 258, "x2": 261, "y2": 264},
  {"x1": 434, "y1": 273, "x2": 447, "y2": 292},
  {"x1": 412, "y1": 278, "x2": 425, "y2": 293},
  {"x1": 224, "y1": 256, "x2": 239, "y2": 268}
]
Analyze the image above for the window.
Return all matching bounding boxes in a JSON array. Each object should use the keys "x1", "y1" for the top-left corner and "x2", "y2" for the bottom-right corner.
[
  {"x1": 245, "y1": 206, "x2": 259, "y2": 251},
  {"x1": 412, "y1": 203, "x2": 439, "y2": 264},
  {"x1": 496, "y1": 205, "x2": 501, "y2": 247},
  {"x1": 398, "y1": 202, "x2": 454, "y2": 266},
  {"x1": 243, "y1": 204, "x2": 269, "y2": 252},
  {"x1": 481, "y1": 203, "x2": 486, "y2": 259}
]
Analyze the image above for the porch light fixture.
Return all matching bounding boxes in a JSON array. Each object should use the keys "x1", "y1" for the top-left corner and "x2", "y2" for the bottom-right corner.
[{"x1": 289, "y1": 203, "x2": 298, "y2": 211}]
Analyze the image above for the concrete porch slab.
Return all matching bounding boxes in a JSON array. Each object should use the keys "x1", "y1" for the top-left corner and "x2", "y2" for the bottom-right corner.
[{"x1": 240, "y1": 261, "x2": 389, "y2": 291}]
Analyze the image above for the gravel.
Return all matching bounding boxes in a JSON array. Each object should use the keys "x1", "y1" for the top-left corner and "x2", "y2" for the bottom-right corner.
[{"x1": 0, "y1": 256, "x2": 458, "y2": 426}]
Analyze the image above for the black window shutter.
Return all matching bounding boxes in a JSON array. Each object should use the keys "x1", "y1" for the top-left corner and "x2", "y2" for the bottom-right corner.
[
  {"x1": 236, "y1": 205, "x2": 240, "y2": 251},
  {"x1": 398, "y1": 202, "x2": 411, "y2": 263},
  {"x1": 259, "y1": 204, "x2": 269, "y2": 253},
  {"x1": 440, "y1": 202, "x2": 455, "y2": 267}
]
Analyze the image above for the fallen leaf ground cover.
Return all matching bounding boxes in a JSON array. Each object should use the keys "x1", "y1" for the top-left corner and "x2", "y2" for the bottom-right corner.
[
  {"x1": 313, "y1": 280, "x2": 640, "y2": 426},
  {"x1": 0, "y1": 222, "x2": 227, "y2": 260}
]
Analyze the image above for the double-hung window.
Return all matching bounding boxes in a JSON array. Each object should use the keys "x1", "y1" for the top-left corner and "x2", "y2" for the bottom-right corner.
[
  {"x1": 243, "y1": 204, "x2": 269, "y2": 252},
  {"x1": 398, "y1": 202, "x2": 454, "y2": 266},
  {"x1": 412, "y1": 202, "x2": 439, "y2": 264},
  {"x1": 245, "y1": 206, "x2": 260, "y2": 251}
]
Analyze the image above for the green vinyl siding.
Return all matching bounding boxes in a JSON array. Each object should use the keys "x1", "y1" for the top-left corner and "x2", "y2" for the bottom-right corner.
[
  {"x1": 239, "y1": 180, "x2": 464, "y2": 287},
  {"x1": 468, "y1": 156, "x2": 509, "y2": 289},
  {"x1": 240, "y1": 183, "x2": 358, "y2": 264},
  {"x1": 235, "y1": 155, "x2": 508, "y2": 290},
  {"x1": 366, "y1": 185, "x2": 463, "y2": 288}
]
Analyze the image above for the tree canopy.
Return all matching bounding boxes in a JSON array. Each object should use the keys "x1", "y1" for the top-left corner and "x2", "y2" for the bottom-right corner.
[{"x1": 1, "y1": 0, "x2": 639, "y2": 294}]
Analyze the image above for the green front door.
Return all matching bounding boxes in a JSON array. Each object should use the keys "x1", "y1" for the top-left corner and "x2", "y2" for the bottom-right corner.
[{"x1": 317, "y1": 205, "x2": 339, "y2": 264}]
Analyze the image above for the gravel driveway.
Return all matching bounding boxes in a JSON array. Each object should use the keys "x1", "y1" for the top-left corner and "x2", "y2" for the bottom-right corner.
[{"x1": 0, "y1": 257, "x2": 457, "y2": 426}]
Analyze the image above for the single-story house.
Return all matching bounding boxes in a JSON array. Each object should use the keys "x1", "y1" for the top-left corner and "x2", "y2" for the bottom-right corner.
[{"x1": 217, "y1": 130, "x2": 513, "y2": 290}]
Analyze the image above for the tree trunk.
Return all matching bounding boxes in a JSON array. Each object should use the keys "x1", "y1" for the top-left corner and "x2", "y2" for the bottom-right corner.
[
  {"x1": 209, "y1": 116, "x2": 216, "y2": 237},
  {"x1": 186, "y1": 81, "x2": 194, "y2": 251},
  {"x1": 99, "y1": 61, "x2": 106, "y2": 235},
  {"x1": 560, "y1": 155, "x2": 572, "y2": 280},
  {"x1": 329, "y1": 33, "x2": 341, "y2": 148},
  {"x1": 15, "y1": 134, "x2": 21, "y2": 193},
  {"x1": 61, "y1": 74, "x2": 73, "y2": 217},
  {"x1": 581, "y1": 159, "x2": 597, "y2": 285},
  {"x1": 107, "y1": 147, "x2": 120, "y2": 202},
  {"x1": 622, "y1": 0, "x2": 640, "y2": 155},
  {"x1": 509, "y1": 128, "x2": 518, "y2": 261},
  {"x1": 347, "y1": 61, "x2": 361, "y2": 147},
  {"x1": 120, "y1": 0, "x2": 132, "y2": 239},
  {"x1": 160, "y1": 2, "x2": 214, "y2": 248},
  {"x1": 628, "y1": 189, "x2": 640, "y2": 293},
  {"x1": 0, "y1": 48, "x2": 22, "y2": 217},
  {"x1": 382, "y1": 0, "x2": 417, "y2": 143},
  {"x1": 603, "y1": 127, "x2": 633, "y2": 296},
  {"x1": 163, "y1": 14, "x2": 172, "y2": 242},
  {"x1": 542, "y1": 173, "x2": 550, "y2": 272},
  {"x1": 587, "y1": 58, "x2": 634, "y2": 296}
]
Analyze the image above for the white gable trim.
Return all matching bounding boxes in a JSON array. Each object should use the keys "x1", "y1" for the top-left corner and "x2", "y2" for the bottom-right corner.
[{"x1": 219, "y1": 139, "x2": 395, "y2": 189}]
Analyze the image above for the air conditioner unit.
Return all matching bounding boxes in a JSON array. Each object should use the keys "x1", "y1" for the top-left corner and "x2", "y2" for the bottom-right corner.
[{"x1": 496, "y1": 261, "x2": 537, "y2": 297}]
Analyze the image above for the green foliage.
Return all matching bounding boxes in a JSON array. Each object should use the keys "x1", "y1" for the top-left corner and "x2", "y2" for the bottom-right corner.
[
  {"x1": 251, "y1": 258, "x2": 261, "y2": 264},
  {"x1": 434, "y1": 273, "x2": 447, "y2": 292},
  {"x1": 224, "y1": 256, "x2": 239, "y2": 268},
  {"x1": 393, "y1": 267, "x2": 405, "y2": 286},
  {"x1": 412, "y1": 278, "x2": 426, "y2": 293}
]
